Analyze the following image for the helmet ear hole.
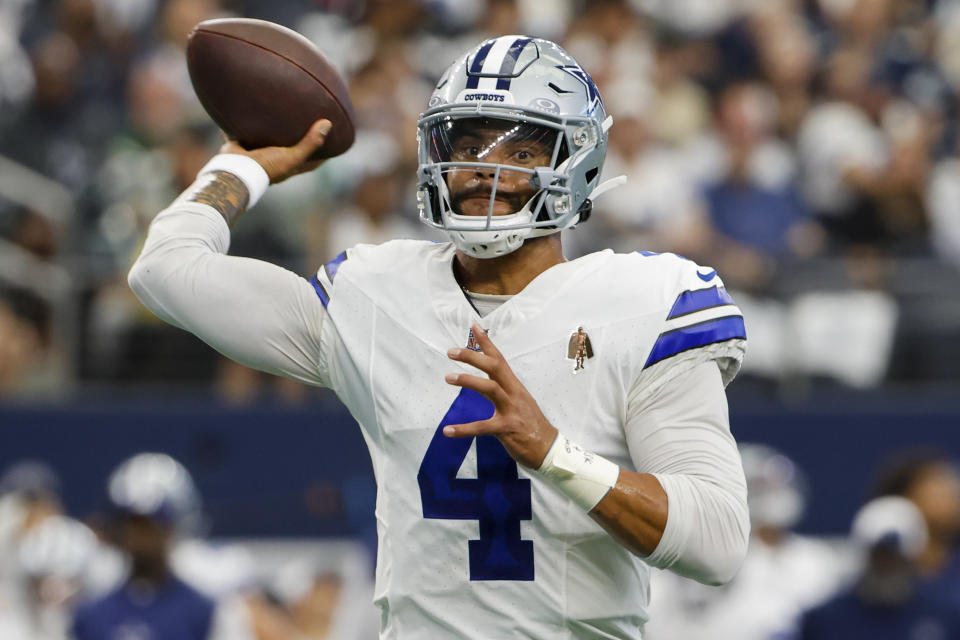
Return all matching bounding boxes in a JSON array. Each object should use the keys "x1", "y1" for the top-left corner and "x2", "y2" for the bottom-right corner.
[
  {"x1": 576, "y1": 200, "x2": 593, "y2": 225},
  {"x1": 426, "y1": 185, "x2": 443, "y2": 224}
]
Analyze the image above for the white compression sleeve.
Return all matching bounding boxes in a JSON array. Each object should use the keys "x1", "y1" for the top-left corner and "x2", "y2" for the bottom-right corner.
[
  {"x1": 626, "y1": 362, "x2": 750, "y2": 585},
  {"x1": 128, "y1": 201, "x2": 329, "y2": 386}
]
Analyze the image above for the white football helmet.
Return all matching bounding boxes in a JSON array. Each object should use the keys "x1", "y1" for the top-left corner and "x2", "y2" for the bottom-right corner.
[
  {"x1": 740, "y1": 443, "x2": 808, "y2": 531},
  {"x1": 19, "y1": 515, "x2": 97, "y2": 581},
  {"x1": 107, "y1": 453, "x2": 202, "y2": 535},
  {"x1": 417, "y1": 36, "x2": 623, "y2": 258}
]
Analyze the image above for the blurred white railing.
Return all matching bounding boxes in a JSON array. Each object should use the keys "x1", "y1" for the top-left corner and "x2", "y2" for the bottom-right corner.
[{"x1": 0, "y1": 154, "x2": 77, "y2": 392}]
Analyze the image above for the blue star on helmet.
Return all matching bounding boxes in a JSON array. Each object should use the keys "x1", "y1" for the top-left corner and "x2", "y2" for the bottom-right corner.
[{"x1": 556, "y1": 65, "x2": 603, "y2": 114}]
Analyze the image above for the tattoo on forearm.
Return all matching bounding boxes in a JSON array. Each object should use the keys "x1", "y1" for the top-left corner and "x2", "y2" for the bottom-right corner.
[{"x1": 177, "y1": 171, "x2": 249, "y2": 226}]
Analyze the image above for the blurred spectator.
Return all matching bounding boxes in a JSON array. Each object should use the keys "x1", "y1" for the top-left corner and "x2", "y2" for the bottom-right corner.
[
  {"x1": 5, "y1": 515, "x2": 98, "y2": 640},
  {"x1": 696, "y1": 81, "x2": 823, "y2": 290},
  {"x1": 271, "y1": 547, "x2": 377, "y2": 640},
  {"x1": 799, "y1": 496, "x2": 960, "y2": 640},
  {"x1": 645, "y1": 444, "x2": 847, "y2": 640},
  {"x1": 0, "y1": 0, "x2": 36, "y2": 117},
  {"x1": 74, "y1": 453, "x2": 260, "y2": 640},
  {"x1": 750, "y1": 5, "x2": 817, "y2": 138},
  {"x1": 588, "y1": 83, "x2": 710, "y2": 257},
  {"x1": 873, "y1": 450, "x2": 960, "y2": 607},
  {"x1": 0, "y1": 461, "x2": 64, "y2": 636},
  {"x1": 4, "y1": 206, "x2": 59, "y2": 261},
  {"x1": 926, "y1": 136, "x2": 960, "y2": 266},
  {"x1": 214, "y1": 358, "x2": 314, "y2": 407},
  {"x1": 797, "y1": 45, "x2": 888, "y2": 233},
  {"x1": 0, "y1": 293, "x2": 49, "y2": 395},
  {"x1": 630, "y1": 0, "x2": 752, "y2": 36},
  {"x1": 322, "y1": 133, "x2": 432, "y2": 256}
]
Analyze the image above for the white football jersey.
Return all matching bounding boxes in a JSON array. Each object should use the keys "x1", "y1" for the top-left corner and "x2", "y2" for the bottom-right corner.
[{"x1": 308, "y1": 240, "x2": 746, "y2": 640}]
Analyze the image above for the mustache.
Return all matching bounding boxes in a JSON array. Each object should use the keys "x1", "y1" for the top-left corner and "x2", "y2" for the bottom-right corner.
[{"x1": 451, "y1": 186, "x2": 526, "y2": 212}]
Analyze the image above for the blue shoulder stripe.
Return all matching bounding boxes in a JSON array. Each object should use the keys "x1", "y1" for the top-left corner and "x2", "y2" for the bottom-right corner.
[
  {"x1": 309, "y1": 251, "x2": 347, "y2": 308},
  {"x1": 323, "y1": 251, "x2": 347, "y2": 283},
  {"x1": 644, "y1": 315, "x2": 746, "y2": 368},
  {"x1": 309, "y1": 276, "x2": 330, "y2": 308},
  {"x1": 668, "y1": 286, "x2": 735, "y2": 320}
]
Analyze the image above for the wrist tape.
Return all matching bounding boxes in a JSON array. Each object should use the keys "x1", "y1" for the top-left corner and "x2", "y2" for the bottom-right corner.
[
  {"x1": 537, "y1": 434, "x2": 621, "y2": 512},
  {"x1": 198, "y1": 154, "x2": 270, "y2": 209}
]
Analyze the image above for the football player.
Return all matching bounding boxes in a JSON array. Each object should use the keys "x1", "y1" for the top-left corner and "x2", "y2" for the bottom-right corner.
[
  {"x1": 73, "y1": 454, "x2": 274, "y2": 640},
  {"x1": 129, "y1": 36, "x2": 750, "y2": 638}
]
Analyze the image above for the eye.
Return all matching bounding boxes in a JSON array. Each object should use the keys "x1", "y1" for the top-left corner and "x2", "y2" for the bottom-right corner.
[
  {"x1": 453, "y1": 144, "x2": 482, "y2": 160},
  {"x1": 512, "y1": 149, "x2": 541, "y2": 164}
]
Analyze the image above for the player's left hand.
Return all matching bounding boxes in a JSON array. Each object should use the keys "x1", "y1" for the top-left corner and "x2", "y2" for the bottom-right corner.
[{"x1": 444, "y1": 323, "x2": 559, "y2": 469}]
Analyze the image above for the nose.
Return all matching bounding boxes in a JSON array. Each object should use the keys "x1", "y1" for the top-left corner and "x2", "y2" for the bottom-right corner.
[{"x1": 474, "y1": 165, "x2": 496, "y2": 179}]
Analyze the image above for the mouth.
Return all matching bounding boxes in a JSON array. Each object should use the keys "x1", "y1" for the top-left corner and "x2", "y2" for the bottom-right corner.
[{"x1": 453, "y1": 192, "x2": 521, "y2": 217}]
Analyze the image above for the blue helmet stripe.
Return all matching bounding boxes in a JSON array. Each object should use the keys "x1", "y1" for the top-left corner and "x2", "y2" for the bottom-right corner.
[
  {"x1": 466, "y1": 39, "x2": 497, "y2": 89},
  {"x1": 496, "y1": 37, "x2": 533, "y2": 90}
]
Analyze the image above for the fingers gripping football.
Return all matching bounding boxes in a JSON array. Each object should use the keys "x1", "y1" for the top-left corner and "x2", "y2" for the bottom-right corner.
[
  {"x1": 444, "y1": 324, "x2": 559, "y2": 469},
  {"x1": 220, "y1": 119, "x2": 332, "y2": 184}
]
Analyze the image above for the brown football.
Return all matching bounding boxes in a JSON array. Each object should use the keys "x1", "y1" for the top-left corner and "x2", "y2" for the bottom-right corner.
[{"x1": 186, "y1": 18, "x2": 355, "y2": 159}]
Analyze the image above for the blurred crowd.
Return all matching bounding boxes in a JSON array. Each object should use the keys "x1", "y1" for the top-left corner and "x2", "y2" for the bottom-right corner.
[
  {"x1": 647, "y1": 445, "x2": 960, "y2": 640},
  {"x1": 0, "y1": 453, "x2": 379, "y2": 640},
  {"x1": 3, "y1": 445, "x2": 959, "y2": 639},
  {"x1": 1, "y1": 0, "x2": 960, "y2": 399}
]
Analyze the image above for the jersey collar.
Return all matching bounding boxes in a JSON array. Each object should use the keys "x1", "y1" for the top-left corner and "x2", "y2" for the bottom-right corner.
[{"x1": 427, "y1": 243, "x2": 612, "y2": 355}]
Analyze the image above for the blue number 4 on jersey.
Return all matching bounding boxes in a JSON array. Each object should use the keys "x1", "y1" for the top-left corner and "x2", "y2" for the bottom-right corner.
[{"x1": 417, "y1": 388, "x2": 535, "y2": 580}]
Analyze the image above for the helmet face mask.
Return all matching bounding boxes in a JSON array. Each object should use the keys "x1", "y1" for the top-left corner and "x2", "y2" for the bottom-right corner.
[{"x1": 417, "y1": 37, "x2": 611, "y2": 259}]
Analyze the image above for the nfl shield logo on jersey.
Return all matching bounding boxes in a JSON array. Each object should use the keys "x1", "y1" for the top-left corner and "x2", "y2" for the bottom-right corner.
[
  {"x1": 567, "y1": 327, "x2": 594, "y2": 373},
  {"x1": 466, "y1": 327, "x2": 487, "y2": 352}
]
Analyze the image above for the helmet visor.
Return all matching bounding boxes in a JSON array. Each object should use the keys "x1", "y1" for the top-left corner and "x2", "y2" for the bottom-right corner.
[
  {"x1": 426, "y1": 116, "x2": 564, "y2": 167},
  {"x1": 423, "y1": 116, "x2": 566, "y2": 219}
]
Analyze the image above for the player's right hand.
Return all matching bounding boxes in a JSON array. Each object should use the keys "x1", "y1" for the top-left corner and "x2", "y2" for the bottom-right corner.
[
  {"x1": 219, "y1": 119, "x2": 332, "y2": 184},
  {"x1": 443, "y1": 324, "x2": 559, "y2": 470}
]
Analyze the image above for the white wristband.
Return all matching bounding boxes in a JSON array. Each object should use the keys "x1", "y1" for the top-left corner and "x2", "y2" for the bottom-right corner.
[
  {"x1": 537, "y1": 435, "x2": 621, "y2": 512},
  {"x1": 198, "y1": 154, "x2": 270, "y2": 209}
]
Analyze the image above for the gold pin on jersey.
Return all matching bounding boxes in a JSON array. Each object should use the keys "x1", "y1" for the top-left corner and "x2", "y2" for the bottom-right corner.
[{"x1": 567, "y1": 327, "x2": 594, "y2": 372}]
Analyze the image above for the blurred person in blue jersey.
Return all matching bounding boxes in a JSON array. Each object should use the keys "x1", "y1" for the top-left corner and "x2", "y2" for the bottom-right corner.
[
  {"x1": 872, "y1": 449, "x2": 960, "y2": 608},
  {"x1": 71, "y1": 453, "x2": 219, "y2": 640},
  {"x1": 72, "y1": 453, "x2": 287, "y2": 640},
  {"x1": 645, "y1": 444, "x2": 846, "y2": 640},
  {"x1": 799, "y1": 496, "x2": 960, "y2": 640}
]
